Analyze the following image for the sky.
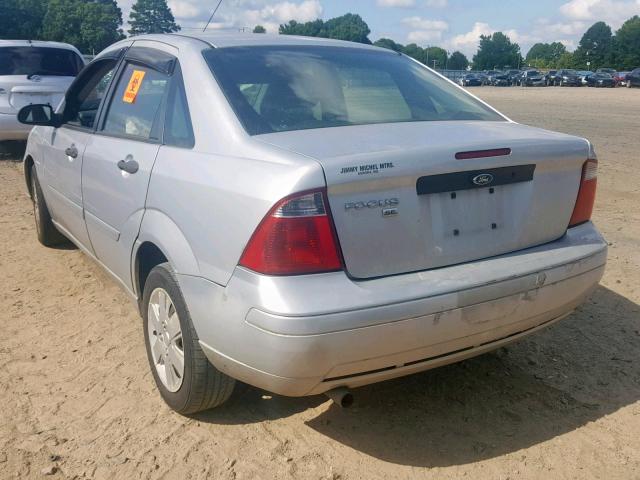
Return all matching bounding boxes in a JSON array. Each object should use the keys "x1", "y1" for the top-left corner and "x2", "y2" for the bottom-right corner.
[{"x1": 116, "y1": 0, "x2": 640, "y2": 57}]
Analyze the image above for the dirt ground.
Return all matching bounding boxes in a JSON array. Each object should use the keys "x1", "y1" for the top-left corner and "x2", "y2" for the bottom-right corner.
[{"x1": 1, "y1": 87, "x2": 639, "y2": 480}]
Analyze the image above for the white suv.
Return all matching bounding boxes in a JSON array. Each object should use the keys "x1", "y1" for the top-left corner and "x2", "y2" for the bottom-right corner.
[{"x1": 0, "y1": 40, "x2": 84, "y2": 142}]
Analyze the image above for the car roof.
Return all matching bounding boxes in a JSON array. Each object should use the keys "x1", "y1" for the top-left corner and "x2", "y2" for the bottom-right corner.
[
  {"x1": 0, "y1": 39, "x2": 80, "y2": 51},
  {"x1": 128, "y1": 32, "x2": 384, "y2": 52}
]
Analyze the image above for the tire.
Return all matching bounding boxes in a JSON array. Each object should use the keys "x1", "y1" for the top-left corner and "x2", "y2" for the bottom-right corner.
[
  {"x1": 30, "y1": 165, "x2": 68, "y2": 246},
  {"x1": 142, "y1": 263, "x2": 235, "y2": 414}
]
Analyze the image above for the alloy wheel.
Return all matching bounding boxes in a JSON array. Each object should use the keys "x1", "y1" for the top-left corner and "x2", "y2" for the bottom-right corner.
[{"x1": 147, "y1": 287, "x2": 185, "y2": 392}]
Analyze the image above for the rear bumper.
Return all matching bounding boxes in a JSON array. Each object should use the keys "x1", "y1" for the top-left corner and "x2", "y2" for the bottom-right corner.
[
  {"x1": 0, "y1": 113, "x2": 31, "y2": 141},
  {"x1": 180, "y1": 222, "x2": 607, "y2": 396}
]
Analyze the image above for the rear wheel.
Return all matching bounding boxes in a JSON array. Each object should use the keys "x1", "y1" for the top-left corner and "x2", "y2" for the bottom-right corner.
[
  {"x1": 142, "y1": 263, "x2": 235, "y2": 414},
  {"x1": 30, "y1": 165, "x2": 68, "y2": 246}
]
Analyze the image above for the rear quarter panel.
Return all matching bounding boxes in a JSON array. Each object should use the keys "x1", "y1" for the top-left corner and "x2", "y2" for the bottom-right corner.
[{"x1": 144, "y1": 145, "x2": 325, "y2": 285}]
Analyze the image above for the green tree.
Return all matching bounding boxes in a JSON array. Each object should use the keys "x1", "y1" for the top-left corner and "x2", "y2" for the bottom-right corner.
[
  {"x1": 447, "y1": 51, "x2": 469, "y2": 70},
  {"x1": 128, "y1": 0, "x2": 179, "y2": 35},
  {"x1": 402, "y1": 43, "x2": 425, "y2": 63},
  {"x1": 556, "y1": 51, "x2": 575, "y2": 69},
  {"x1": 279, "y1": 19, "x2": 324, "y2": 37},
  {"x1": 42, "y1": 0, "x2": 124, "y2": 53},
  {"x1": 373, "y1": 37, "x2": 404, "y2": 52},
  {"x1": 323, "y1": 14, "x2": 371, "y2": 44},
  {"x1": 472, "y1": 32, "x2": 522, "y2": 70},
  {"x1": 573, "y1": 21, "x2": 613, "y2": 70},
  {"x1": 0, "y1": 0, "x2": 47, "y2": 39},
  {"x1": 614, "y1": 16, "x2": 640, "y2": 69},
  {"x1": 424, "y1": 46, "x2": 447, "y2": 68},
  {"x1": 253, "y1": 25, "x2": 266, "y2": 33},
  {"x1": 525, "y1": 42, "x2": 567, "y2": 67},
  {"x1": 280, "y1": 14, "x2": 371, "y2": 44}
]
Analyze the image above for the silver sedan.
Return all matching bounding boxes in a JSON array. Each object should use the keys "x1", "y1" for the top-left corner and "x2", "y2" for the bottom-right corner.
[{"x1": 19, "y1": 33, "x2": 606, "y2": 413}]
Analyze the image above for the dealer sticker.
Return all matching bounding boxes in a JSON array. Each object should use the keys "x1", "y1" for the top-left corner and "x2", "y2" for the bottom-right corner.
[{"x1": 122, "y1": 70, "x2": 146, "y2": 104}]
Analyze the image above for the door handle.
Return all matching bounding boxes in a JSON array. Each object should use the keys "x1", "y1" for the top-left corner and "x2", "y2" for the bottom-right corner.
[
  {"x1": 65, "y1": 145, "x2": 78, "y2": 158},
  {"x1": 117, "y1": 155, "x2": 139, "y2": 174}
]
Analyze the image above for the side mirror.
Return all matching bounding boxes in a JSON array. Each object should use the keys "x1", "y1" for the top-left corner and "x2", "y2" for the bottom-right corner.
[{"x1": 17, "y1": 104, "x2": 62, "y2": 127}]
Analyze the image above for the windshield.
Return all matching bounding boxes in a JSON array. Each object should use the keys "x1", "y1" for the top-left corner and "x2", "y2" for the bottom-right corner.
[
  {"x1": 0, "y1": 47, "x2": 83, "y2": 76},
  {"x1": 204, "y1": 46, "x2": 504, "y2": 135}
]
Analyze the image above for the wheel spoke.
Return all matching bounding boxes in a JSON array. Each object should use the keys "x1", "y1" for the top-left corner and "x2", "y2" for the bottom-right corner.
[
  {"x1": 165, "y1": 359, "x2": 178, "y2": 389},
  {"x1": 166, "y1": 312, "x2": 181, "y2": 341},
  {"x1": 151, "y1": 337, "x2": 164, "y2": 363},
  {"x1": 167, "y1": 343, "x2": 184, "y2": 378}
]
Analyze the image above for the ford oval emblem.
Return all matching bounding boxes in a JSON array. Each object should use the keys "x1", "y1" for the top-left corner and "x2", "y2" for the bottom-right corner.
[{"x1": 472, "y1": 173, "x2": 494, "y2": 186}]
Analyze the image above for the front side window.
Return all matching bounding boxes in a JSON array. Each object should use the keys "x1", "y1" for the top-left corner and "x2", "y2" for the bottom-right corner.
[
  {"x1": 0, "y1": 47, "x2": 84, "y2": 77},
  {"x1": 102, "y1": 63, "x2": 169, "y2": 140},
  {"x1": 64, "y1": 59, "x2": 117, "y2": 129},
  {"x1": 204, "y1": 46, "x2": 504, "y2": 135}
]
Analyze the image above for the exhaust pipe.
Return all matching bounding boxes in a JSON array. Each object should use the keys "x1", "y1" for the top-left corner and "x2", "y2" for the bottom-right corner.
[{"x1": 325, "y1": 387, "x2": 354, "y2": 408}]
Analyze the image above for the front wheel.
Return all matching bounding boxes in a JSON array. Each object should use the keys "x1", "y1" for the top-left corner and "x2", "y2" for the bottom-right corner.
[
  {"x1": 142, "y1": 263, "x2": 235, "y2": 414},
  {"x1": 30, "y1": 165, "x2": 68, "y2": 246}
]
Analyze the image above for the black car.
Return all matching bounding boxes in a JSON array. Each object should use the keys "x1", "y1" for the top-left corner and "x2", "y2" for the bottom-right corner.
[
  {"x1": 626, "y1": 68, "x2": 640, "y2": 87},
  {"x1": 491, "y1": 72, "x2": 512, "y2": 86},
  {"x1": 504, "y1": 69, "x2": 522, "y2": 85},
  {"x1": 544, "y1": 70, "x2": 558, "y2": 86},
  {"x1": 459, "y1": 74, "x2": 482, "y2": 87},
  {"x1": 519, "y1": 69, "x2": 545, "y2": 86},
  {"x1": 482, "y1": 70, "x2": 501, "y2": 85},
  {"x1": 586, "y1": 72, "x2": 616, "y2": 87},
  {"x1": 555, "y1": 69, "x2": 582, "y2": 86}
]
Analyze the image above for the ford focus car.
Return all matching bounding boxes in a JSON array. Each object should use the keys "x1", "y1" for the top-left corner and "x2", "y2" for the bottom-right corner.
[{"x1": 19, "y1": 33, "x2": 607, "y2": 413}]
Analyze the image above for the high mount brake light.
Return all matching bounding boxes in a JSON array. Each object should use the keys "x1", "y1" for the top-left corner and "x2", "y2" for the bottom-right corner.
[
  {"x1": 569, "y1": 159, "x2": 597, "y2": 227},
  {"x1": 239, "y1": 189, "x2": 343, "y2": 275}
]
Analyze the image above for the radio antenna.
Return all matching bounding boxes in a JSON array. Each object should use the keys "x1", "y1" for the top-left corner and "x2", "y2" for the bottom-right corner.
[{"x1": 203, "y1": 0, "x2": 224, "y2": 32}]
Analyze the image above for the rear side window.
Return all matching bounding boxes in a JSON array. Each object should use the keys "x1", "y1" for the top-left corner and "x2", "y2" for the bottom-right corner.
[
  {"x1": 102, "y1": 63, "x2": 169, "y2": 140},
  {"x1": 204, "y1": 46, "x2": 503, "y2": 135},
  {"x1": 0, "y1": 47, "x2": 83, "y2": 76},
  {"x1": 164, "y1": 66, "x2": 194, "y2": 148}
]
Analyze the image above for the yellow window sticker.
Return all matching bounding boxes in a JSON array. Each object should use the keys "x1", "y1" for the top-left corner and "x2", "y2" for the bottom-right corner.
[{"x1": 122, "y1": 70, "x2": 146, "y2": 103}]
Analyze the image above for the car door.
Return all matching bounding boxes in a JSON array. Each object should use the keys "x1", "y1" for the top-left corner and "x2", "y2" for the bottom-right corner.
[
  {"x1": 81, "y1": 46, "x2": 175, "y2": 292},
  {"x1": 41, "y1": 56, "x2": 122, "y2": 250}
]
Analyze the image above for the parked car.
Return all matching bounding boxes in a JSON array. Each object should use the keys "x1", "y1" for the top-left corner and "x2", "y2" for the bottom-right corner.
[
  {"x1": 587, "y1": 72, "x2": 616, "y2": 87},
  {"x1": 577, "y1": 70, "x2": 594, "y2": 85},
  {"x1": 475, "y1": 72, "x2": 489, "y2": 85},
  {"x1": 0, "y1": 40, "x2": 84, "y2": 143},
  {"x1": 544, "y1": 70, "x2": 558, "y2": 86},
  {"x1": 18, "y1": 33, "x2": 607, "y2": 413},
  {"x1": 490, "y1": 72, "x2": 511, "y2": 86},
  {"x1": 504, "y1": 69, "x2": 522, "y2": 85},
  {"x1": 459, "y1": 73, "x2": 482, "y2": 87},
  {"x1": 596, "y1": 68, "x2": 616, "y2": 75},
  {"x1": 613, "y1": 71, "x2": 630, "y2": 86},
  {"x1": 483, "y1": 70, "x2": 501, "y2": 85},
  {"x1": 519, "y1": 69, "x2": 546, "y2": 86},
  {"x1": 555, "y1": 69, "x2": 582, "y2": 86},
  {"x1": 626, "y1": 68, "x2": 640, "y2": 87}
]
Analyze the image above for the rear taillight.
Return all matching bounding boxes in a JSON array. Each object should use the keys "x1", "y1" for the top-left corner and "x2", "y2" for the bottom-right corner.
[
  {"x1": 569, "y1": 159, "x2": 597, "y2": 227},
  {"x1": 239, "y1": 188, "x2": 343, "y2": 275}
]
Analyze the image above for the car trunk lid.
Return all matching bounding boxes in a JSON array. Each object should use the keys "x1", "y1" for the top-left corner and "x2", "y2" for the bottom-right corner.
[
  {"x1": 255, "y1": 121, "x2": 589, "y2": 279},
  {"x1": 0, "y1": 75, "x2": 71, "y2": 114}
]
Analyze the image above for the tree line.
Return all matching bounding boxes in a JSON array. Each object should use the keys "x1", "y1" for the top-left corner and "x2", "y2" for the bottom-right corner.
[
  {"x1": 0, "y1": 0, "x2": 179, "y2": 54},
  {"x1": 2, "y1": 2, "x2": 638, "y2": 70},
  {"x1": 277, "y1": 13, "x2": 640, "y2": 71}
]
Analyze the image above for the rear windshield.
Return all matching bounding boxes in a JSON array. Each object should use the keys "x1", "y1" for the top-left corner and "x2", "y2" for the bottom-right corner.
[
  {"x1": 203, "y1": 46, "x2": 504, "y2": 135},
  {"x1": 0, "y1": 47, "x2": 84, "y2": 76}
]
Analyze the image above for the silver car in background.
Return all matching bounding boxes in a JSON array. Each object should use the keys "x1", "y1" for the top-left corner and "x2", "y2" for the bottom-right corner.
[
  {"x1": 19, "y1": 33, "x2": 607, "y2": 413},
  {"x1": 0, "y1": 40, "x2": 84, "y2": 142}
]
